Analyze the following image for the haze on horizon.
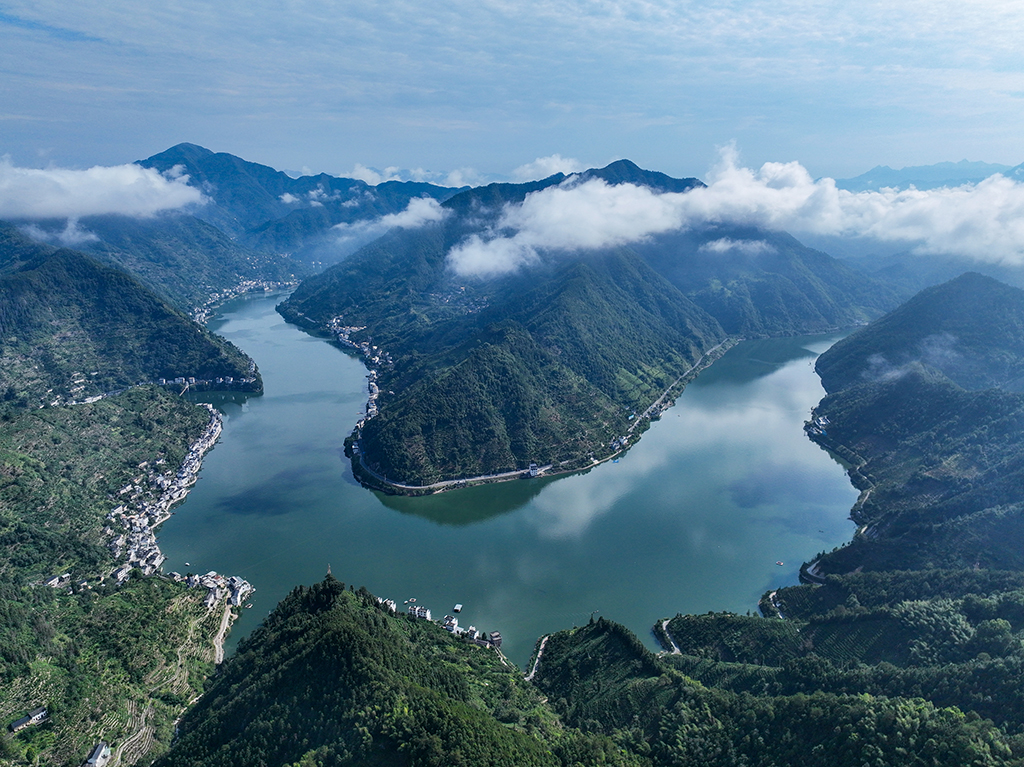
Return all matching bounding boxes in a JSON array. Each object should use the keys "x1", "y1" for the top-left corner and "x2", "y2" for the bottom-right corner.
[{"x1": 2, "y1": 0, "x2": 1022, "y2": 182}]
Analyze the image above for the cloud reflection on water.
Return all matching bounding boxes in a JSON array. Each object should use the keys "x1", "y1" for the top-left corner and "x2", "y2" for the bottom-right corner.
[{"x1": 525, "y1": 345, "x2": 848, "y2": 540}]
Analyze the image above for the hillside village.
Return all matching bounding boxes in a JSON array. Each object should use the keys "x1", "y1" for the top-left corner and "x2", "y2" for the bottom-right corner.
[
  {"x1": 47, "y1": 403, "x2": 254, "y2": 612},
  {"x1": 327, "y1": 317, "x2": 394, "y2": 427}
]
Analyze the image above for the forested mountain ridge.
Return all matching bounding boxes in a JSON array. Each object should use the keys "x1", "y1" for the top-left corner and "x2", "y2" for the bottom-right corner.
[
  {"x1": 816, "y1": 271, "x2": 1024, "y2": 393},
  {"x1": 156, "y1": 577, "x2": 632, "y2": 767},
  {"x1": 138, "y1": 143, "x2": 462, "y2": 259},
  {"x1": 0, "y1": 223, "x2": 260, "y2": 406},
  {"x1": 280, "y1": 160, "x2": 897, "y2": 487},
  {"x1": 155, "y1": 577, "x2": 1024, "y2": 766},
  {"x1": 67, "y1": 213, "x2": 306, "y2": 314},
  {"x1": 353, "y1": 250, "x2": 726, "y2": 485},
  {"x1": 804, "y1": 273, "x2": 1024, "y2": 576}
]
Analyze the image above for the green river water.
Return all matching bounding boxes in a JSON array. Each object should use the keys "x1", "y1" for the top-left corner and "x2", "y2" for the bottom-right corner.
[{"x1": 158, "y1": 292, "x2": 859, "y2": 666}]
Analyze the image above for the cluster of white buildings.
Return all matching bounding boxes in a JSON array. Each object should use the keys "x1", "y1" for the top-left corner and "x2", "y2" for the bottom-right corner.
[
  {"x1": 105, "y1": 406, "x2": 222, "y2": 580},
  {"x1": 400, "y1": 601, "x2": 503, "y2": 649},
  {"x1": 172, "y1": 571, "x2": 255, "y2": 610},
  {"x1": 609, "y1": 434, "x2": 630, "y2": 452},
  {"x1": 806, "y1": 413, "x2": 831, "y2": 436},
  {"x1": 192, "y1": 279, "x2": 297, "y2": 324},
  {"x1": 94, "y1": 406, "x2": 254, "y2": 609},
  {"x1": 327, "y1": 317, "x2": 394, "y2": 427},
  {"x1": 156, "y1": 357, "x2": 258, "y2": 390}
]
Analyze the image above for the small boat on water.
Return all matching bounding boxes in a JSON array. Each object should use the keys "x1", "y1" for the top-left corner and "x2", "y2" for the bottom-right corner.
[{"x1": 776, "y1": 561, "x2": 784, "y2": 566}]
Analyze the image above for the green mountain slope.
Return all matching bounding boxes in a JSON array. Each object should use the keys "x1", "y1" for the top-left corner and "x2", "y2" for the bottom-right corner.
[
  {"x1": 281, "y1": 160, "x2": 895, "y2": 487},
  {"x1": 801, "y1": 274, "x2": 1024, "y2": 575},
  {"x1": 0, "y1": 223, "x2": 259, "y2": 405},
  {"x1": 156, "y1": 581, "x2": 1023, "y2": 766},
  {"x1": 632, "y1": 225, "x2": 899, "y2": 336},
  {"x1": 0, "y1": 387, "x2": 229, "y2": 766},
  {"x1": 536, "y1": 617, "x2": 1020, "y2": 766},
  {"x1": 350, "y1": 251, "x2": 724, "y2": 485},
  {"x1": 654, "y1": 569, "x2": 1024, "y2": 735},
  {"x1": 816, "y1": 272, "x2": 1024, "y2": 393},
  {"x1": 74, "y1": 213, "x2": 306, "y2": 313},
  {"x1": 156, "y1": 577, "x2": 629, "y2": 767}
]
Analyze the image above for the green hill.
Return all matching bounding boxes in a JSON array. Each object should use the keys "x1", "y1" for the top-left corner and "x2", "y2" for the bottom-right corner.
[
  {"x1": 156, "y1": 577, "x2": 626, "y2": 767},
  {"x1": 284, "y1": 237, "x2": 726, "y2": 486},
  {"x1": 0, "y1": 223, "x2": 260, "y2": 405},
  {"x1": 802, "y1": 274, "x2": 1024, "y2": 576},
  {"x1": 156, "y1": 580, "x2": 1023, "y2": 766},
  {"x1": 632, "y1": 225, "x2": 899, "y2": 336},
  {"x1": 815, "y1": 272, "x2": 1024, "y2": 393},
  {"x1": 73, "y1": 213, "x2": 306, "y2": 313}
]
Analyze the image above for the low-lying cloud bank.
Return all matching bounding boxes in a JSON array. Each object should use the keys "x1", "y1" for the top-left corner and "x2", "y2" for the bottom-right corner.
[
  {"x1": 0, "y1": 159, "x2": 204, "y2": 220},
  {"x1": 330, "y1": 197, "x2": 446, "y2": 252},
  {"x1": 448, "y1": 148, "x2": 1024, "y2": 278}
]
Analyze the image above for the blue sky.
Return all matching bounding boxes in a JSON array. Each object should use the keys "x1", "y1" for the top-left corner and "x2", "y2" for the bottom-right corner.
[{"x1": 1, "y1": 0, "x2": 1022, "y2": 180}]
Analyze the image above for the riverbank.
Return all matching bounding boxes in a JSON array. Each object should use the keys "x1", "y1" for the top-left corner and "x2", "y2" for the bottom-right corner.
[{"x1": 345, "y1": 337, "x2": 739, "y2": 495}]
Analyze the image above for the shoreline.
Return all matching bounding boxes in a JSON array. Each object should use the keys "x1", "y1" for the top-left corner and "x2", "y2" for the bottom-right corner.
[{"x1": 346, "y1": 337, "x2": 740, "y2": 496}]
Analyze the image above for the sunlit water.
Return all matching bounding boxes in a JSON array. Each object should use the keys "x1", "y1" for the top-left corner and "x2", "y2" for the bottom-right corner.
[{"x1": 158, "y1": 293, "x2": 858, "y2": 666}]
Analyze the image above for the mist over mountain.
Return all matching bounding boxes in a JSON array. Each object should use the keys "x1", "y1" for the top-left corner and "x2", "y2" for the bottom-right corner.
[
  {"x1": 138, "y1": 143, "x2": 463, "y2": 261},
  {"x1": 806, "y1": 274, "x2": 1024, "y2": 576},
  {"x1": 20, "y1": 212, "x2": 306, "y2": 313},
  {"x1": 816, "y1": 272, "x2": 1024, "y2": 393}
]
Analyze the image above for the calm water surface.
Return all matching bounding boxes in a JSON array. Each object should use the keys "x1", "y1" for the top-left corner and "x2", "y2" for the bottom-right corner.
[{"x1": 158, "y1": 293, "x2": 858, "y2": 666}]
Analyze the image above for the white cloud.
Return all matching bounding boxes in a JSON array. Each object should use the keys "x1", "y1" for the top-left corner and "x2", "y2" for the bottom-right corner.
[
  {"x1": 511, "y1": 154, "x2": 584, "y2": 182},
  {"x1": 0, "y1": 158, "x2": 204, "y2": 219},
  {"x1": 330, "y1": 196, "x2": 447, "y2": 253},
  {"x1": 698, "y1": 238, "x2": 776, "y2": 256},
  {"x1": 21, "y1": 218, "x2": 99, "y2": 246},
  {"x1": 279, "y1": 192, "x2": 299, "y2": 203},
  {"x1": 443, "y1": 167, "x2": 486, "y2": 188},
  {"x1": 447, "y1": 146, "x2": 1024, "y2": 277},
  {"x1": 346, "y1": 163, "x2": 403, "y2": 186}
]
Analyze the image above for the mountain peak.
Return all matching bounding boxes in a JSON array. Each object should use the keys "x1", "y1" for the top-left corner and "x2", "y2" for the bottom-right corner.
[{"x1": 580, "y1": 160, "x2": 704, "y2": 193}]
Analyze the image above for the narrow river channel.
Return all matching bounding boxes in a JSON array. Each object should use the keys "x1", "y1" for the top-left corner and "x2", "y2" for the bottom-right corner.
[{"x1": 158, "y1": 292, "x2": 859, "y2": 666}]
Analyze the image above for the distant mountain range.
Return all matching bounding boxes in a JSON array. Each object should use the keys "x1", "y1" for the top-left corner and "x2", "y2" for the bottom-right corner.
[
  {"x1": 281, "y1": 160, "x2": 899, "y2": 487},
  {"x1": 835, "y1": 159, "x2": 1021, "y2": 192}
]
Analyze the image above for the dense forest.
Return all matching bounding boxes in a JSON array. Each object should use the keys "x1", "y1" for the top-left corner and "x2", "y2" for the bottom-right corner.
[
  {"x1": 807, "y1": 273, "x2": 1024, "y2": 575},
  {"x1": 154, "y1": 576, "x2": 1024, "y2": 766}
]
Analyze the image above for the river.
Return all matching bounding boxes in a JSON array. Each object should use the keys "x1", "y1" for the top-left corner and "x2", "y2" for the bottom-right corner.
[{"x1": 158, "y1": 292, "x2": 859, "y2": 666}]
